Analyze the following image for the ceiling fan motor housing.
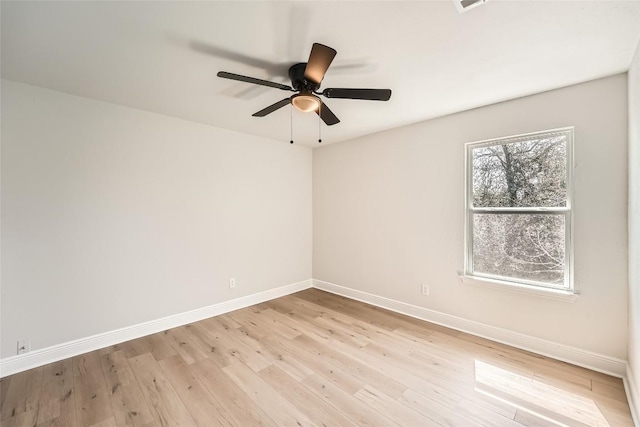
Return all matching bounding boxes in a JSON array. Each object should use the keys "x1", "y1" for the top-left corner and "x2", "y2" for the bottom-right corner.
[{"x1": 289, "y1": 63, "x2": 320, "y2": 93}]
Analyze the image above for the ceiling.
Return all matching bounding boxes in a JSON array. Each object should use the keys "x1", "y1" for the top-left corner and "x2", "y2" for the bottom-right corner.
[{"x1": 2, "y1": 1, "x2": 640, "y2": 147}]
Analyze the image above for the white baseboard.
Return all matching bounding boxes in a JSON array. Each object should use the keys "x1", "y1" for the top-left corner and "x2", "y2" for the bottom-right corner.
[
  {"x1": 312, "y1": 279, "x2": 627, "y2": 378},
  {"x1": 0, "y1": 279, "x2": 312, "y2": 378},
  {"x1": 624, "y1": 364, "x2": 640, "y2": 425}
]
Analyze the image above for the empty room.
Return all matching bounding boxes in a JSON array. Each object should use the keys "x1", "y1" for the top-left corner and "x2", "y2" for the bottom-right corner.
[{"x1": 2, "y1": 1, "x2": 640, "y2": 426}]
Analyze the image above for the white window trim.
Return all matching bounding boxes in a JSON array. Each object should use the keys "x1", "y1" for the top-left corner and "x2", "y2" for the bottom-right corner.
[
  {"x1": 459, "y1": 274, "x2": 579, "y2": 302},
  {"x1": 463, "y1": 127, "x2": 576, "y2": 295}
]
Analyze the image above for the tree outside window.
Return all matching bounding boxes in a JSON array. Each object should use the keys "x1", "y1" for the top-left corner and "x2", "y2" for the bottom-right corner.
[{"x1": 465, "y1": 128, "x2": 573, "y2": 290}]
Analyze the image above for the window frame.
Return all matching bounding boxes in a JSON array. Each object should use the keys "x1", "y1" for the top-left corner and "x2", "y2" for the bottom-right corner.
[{"x1": 463, "y1": 127, "x2": 575, "y2": 292}]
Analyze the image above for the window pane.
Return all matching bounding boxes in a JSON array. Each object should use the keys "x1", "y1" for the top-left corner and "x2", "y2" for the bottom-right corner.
[
  {"x1": 472, "y1": 213, "x2": 566, "y2": 286},
  {"x1": 472, "y1": 134, "x2": 567, "y2": 207}
]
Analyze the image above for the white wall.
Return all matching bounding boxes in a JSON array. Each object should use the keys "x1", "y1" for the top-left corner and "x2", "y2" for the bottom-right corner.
[
  {"x1": 0, "y1": 80, "x2": 312, "y2": 359},
  {"x1": 627, "y1": 41, "x2": 640, "y2": 406},
  {"x1": 314, "y1": 74, "x2": 628, "y2": 359}
]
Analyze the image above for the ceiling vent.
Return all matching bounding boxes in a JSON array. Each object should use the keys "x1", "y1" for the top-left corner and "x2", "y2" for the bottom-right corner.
[{"x1": 453, "y1": 0, "x2": 488, "y2": 13}]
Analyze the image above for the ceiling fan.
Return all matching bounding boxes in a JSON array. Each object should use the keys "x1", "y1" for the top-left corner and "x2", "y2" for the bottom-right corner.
[{"x1": 217, "y1": 43, "x2": 392, "y2": 126}]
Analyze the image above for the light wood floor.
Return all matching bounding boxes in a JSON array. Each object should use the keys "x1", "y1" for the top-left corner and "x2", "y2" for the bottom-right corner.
[{"x1": 0, "y1": 289, "x2": 633, "y2": 426}]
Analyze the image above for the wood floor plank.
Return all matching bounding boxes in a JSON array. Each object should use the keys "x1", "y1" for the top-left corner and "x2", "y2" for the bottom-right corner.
[
  {"x1": 99, "y1": 350, "x2": 155, "y2": 426},
  {"x1": 205, "y1": 321, "x2": 273, "y2": 371},
  {"x1": 355, "y1": 384, "x2": 439, "y2": 426},
  {"x1": 185, "y1": 322, "x2": 234, "y2": 368},
  {"x1": 304, "y1": 333, "x2": 462, "y2": 407},
  {"x1": 0, "y1": 376, "x2": 11, "y2": 410},
  {"x1": 228, "y1": 322, "x2": 315, "y2": 382},
  {"x1": 597, "y1": 403, "x2": 636, "y2": 427},
  {"x1": 118, "y1": 338, "x2": 154, "y2": 360},
  {"x1": 255, "y1": 335, "x2": 315, "y2": 382},
  {"x1": 209, "y1": 313, "x2": 243, "y2": 330},
  {"x1": 455, "y1": 395, "x2": 523, "y2": 427},
  {"x1": 158, "y1": 355, "x2": 236, "y2": 427},
  {"x1": 1, "y1": 366, "x2": 43, "y2": 421},
  {"x1": 267, "y1": 334, "x2": 364, "y2": 394},
  {"x1": 190, "y1": 357, "x2": 277, "y2": 427},
  {"x1": 142, "y1": 333, "x2": 178, "y2": 362},
  {"x1": 591, "y1": 378, "x2": 628, "y2": 402},
  {"x1": 318, "y1": 333, "x2": 521, "y2": 419},
  {"x1": 399, "y1": 387, "x2": 487, "y2": 427},
  {"x1": 395, "y1": 325, "x2": 600, "y2": 404},
  {"x1": 164, "y1": 326, "x2": 209, "y2": 365},
  {"x1": 301, "y1": 373, "x2": 396, "y2": 427},
  {"x1": 360, "y1": 340, "x2": 477, "y2": 394},
  {"x1": 271, "y1": 295, "x2": 333, "y2": 319},
  {"x1": 295, "y1": 290, "x2": 423, "y2": 332},
  {"x1": 245, "y1": 308, "x2": 302, "y2": 340},
  {"x1": 1, "y1": 289, "x2": 633, "y2": 426},
  {"x1": 312, "y1": 316, "x2": 371, "y2": 346},
  {"x1": 73, "y1": 352, "x2": 114, "y2": 427},
  {"x1": 283, "y1": 332, "x2": 407, "y2": 399},
  {"x1": 87, "y1": 416, "x2": 118, "y2": 427},
  {"x1": 225, "y1": 310, "x2": 270, "y2": 338},
  {"x1": 363, "y1": 340, "x2": 546, "y2": 421},
  {"x1": 513, "y1": 409, "x2": 567, "y2": 426},
  {"x1": 2, "y1": 409, "x2": 39, "y2": 427},
  {"x1": 222, "y1": 360, "x2": 316, "y2": 426},
  {"x1": 128, "y1": 353, "x2": 197, "y2": 427},
  {"x1": 257, "y1": 365, "x2": 360, "y2": 427},
  {"x1": 457, "y1": 332, "x2": 600, "y2": 385},
  {"x1": 475, "y1": 361, "x2": 615, "y2": 426},
  {"x1": 271, "y1": 311, "x2": 334, "y2": 344},
  {"x1": 37, "y1": 359, "x2": 76, "y2": 426},
  {"x1": 303, "y1": 314, "x2": 373, "y2": 348},
  {"x1": 223, "y1": 324, "x2": 279, "y2": 367},
  {"x1": 277, "y1": 294, "x2": 358, "y2": 325}
]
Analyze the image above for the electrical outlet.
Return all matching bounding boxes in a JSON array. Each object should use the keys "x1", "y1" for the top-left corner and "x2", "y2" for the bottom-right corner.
[
  {"x1": 17, "y1": 339, "x2": 30, "y2": 355},
  {"x1": 229, "y1": 277, "x2": 236, "y2": 288},
  {"x1": 421, "y1": 284, "x2": 430, "y2": 295}
]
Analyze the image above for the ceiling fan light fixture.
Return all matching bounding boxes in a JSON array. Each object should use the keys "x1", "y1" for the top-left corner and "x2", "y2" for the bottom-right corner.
[
  {"x1": 217, "y1": 42, "x2": 391, "y2": 127},
  {"x1": 292, "y1": 93, "x2": 321, "y2": 113}
]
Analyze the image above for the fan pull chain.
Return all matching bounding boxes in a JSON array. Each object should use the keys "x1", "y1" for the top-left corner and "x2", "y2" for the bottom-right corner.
[
  {"x1": 318, "y1": 103, "x2": 322, "y2": 144},
  {"x1": 290, "y1": 104, "x2": 294, "y2": 144}
]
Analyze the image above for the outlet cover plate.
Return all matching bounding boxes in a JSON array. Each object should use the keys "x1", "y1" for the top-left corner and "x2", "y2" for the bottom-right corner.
[{"x1": 17, "y1": 339, "x2": 30, "y2": 355}]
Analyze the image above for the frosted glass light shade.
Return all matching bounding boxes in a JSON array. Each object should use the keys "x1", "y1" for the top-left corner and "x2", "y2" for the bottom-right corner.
[{"x1": 292, "y1": 94, "x2": 321, "y2": 113}]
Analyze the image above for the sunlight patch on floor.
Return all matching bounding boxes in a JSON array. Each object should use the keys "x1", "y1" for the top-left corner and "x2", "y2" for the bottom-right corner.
[{"x1": 474, "y1": 360, "x2": 609, "y2": 426}]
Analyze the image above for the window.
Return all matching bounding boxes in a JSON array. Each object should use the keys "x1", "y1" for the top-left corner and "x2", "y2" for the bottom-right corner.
[{"x1": 464, "y1": 127, "x2": 573, "y2": 291}]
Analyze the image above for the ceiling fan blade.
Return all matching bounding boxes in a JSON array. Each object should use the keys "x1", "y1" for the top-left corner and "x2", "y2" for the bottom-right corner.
[
  {"x1": 193, "y1": 42, "x2": 277, "y2": 72},
  {"x1": 304, "y1": 43, "x2": 337, "y2": 84},
  {"x1": 252, "y1": 98, "x2": 291, "y2": 117},
  {"x1": 322, "y1": 88, "x2": 392, "y2": 101},
  {"x1": 217, "y1": 71, "x2": 292, "y2": 91},
  {"x1": 316, "y1": 101, "x2": 340, "y2": 126}
]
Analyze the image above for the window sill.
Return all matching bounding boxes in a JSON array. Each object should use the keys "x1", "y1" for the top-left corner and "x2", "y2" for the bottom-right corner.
[{"x1": 459, "y1": 275, "x2": 579, "y2": 302}]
